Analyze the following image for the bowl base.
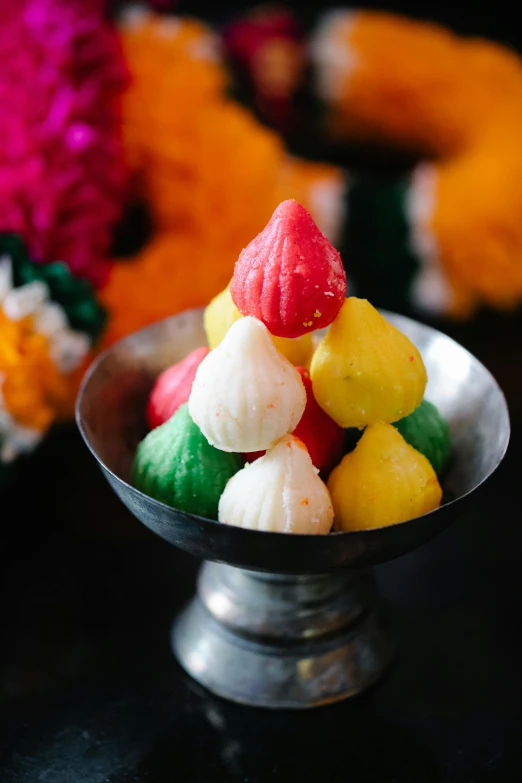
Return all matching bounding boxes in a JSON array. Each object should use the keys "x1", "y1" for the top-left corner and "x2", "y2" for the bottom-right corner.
[{"x1": 172, "y1": 562, "x2": 395, "y2": 709}]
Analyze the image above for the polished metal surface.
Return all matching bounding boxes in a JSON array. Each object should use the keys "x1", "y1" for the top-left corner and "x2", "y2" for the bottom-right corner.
[
  {"x1": 173, "y1": 563, "x2": 394, "y2": 709},
  {"x1": 76, "y1": 307, "x2": 510, "y2": 708},
  {"x1": 76, "y1": 307, "x2": 510, "y2": 574}
]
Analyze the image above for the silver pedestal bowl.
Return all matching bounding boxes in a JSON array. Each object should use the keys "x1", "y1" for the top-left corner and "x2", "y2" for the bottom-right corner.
[{"x1": 76, "y1": 308, "x2": 510, "y2": 709}]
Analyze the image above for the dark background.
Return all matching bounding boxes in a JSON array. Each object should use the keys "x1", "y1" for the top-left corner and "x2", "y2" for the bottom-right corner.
[
  {"x1": 183, "y1": 0, "x2": 522, "y2": 49},
  {"x1": 1, "y1": 2, "x2": 522, "y2": 782}
]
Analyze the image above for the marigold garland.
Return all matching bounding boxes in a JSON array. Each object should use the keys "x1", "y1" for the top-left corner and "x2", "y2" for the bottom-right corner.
[
  {"x1": 0, "y1": 234, "x2": 106, "y2": 470},
  {"x1": 0, "y1": 312, "x2": 68, "y2": 433},
  {"x1": 101, "y1": 154, "x2": 345, "y2": 347},
  {"x1": 311, "y1": 10, "x2": 522, "y2": 316},
  {"x1": 4, "y1": 4, "x2": 522, "y2": 484},
  {"x1": 119, "y1": 9, "x2": 225, "y2": 180},
  {"x1": 100, "y1": 11, "x2": 345, "y2": 346},
  {"x1": 110, "y1": 8, "x2": 522, "y2": 327}
]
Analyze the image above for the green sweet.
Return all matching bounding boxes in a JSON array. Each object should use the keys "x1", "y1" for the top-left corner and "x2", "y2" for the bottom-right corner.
[
  {"x1": 132, "y1": 403, "x2": 243, "y2": 519},
  {"x1": 394, "y1": 399, "x2": 451, "y2": 475}
]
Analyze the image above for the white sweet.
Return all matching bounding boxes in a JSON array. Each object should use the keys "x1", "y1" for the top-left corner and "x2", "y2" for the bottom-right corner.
[
  {"x1": 189, "y1": 317, "x2": 306, "y2": 452},
  {"x1": 218, "y1": 435, "x2": 334, "y2": 534}
]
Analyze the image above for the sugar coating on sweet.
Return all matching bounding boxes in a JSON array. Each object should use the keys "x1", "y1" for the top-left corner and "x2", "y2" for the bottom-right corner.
[
  {"x1": 328, "y1": 423, "x2": 442, "y2": 531},
  {"x1": 218, "y1": 435, "x2": 334, "y2": 534},
  {"x1": 147, "y1": 346, "x2": 210, "y2": 430},
  {"x1": 291, "y1": 367, "x2": 344, "y2": 474},
  {"x1": 310, "y1": 297, "x2": 427, "y2": 428},
  {"x1": 230, "y1": 200, "x2": 346, "y2": 339},
  {"x1": 188, "y1": 317, "x2": 306, "y2": 452}
]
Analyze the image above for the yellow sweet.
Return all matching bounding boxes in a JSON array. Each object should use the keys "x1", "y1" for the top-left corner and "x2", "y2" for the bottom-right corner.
[
  {"x1": 328, "y1": 423, "x2": 442, "y2": 531},
  {"x1": 203, "y1": 283, "x2": 242, "y2": 349},
  {"x1": 310, "y1": 297, "x2": 427, "y2": 427},
  {"x1": 203, "y1": 283, "x2": 314, "y2": 365},
  {"x1": 273, "y1": 332, "x2": 314, "y2": 367}
]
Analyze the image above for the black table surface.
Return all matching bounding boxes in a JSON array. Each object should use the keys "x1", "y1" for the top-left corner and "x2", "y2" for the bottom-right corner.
[{"x1": 1, "y1": 311, "x2": 521, "y2": 783}]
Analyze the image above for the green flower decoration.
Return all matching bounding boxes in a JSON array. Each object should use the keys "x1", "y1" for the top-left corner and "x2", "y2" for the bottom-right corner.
[
  {"x1": 0, "y1": 232, "x2": 107, "y2": 342},
  {"x1": 340, "y1": 174, "x2": 420, "y2": 315}
]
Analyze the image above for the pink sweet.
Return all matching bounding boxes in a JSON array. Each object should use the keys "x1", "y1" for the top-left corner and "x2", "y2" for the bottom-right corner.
[
  {"x1": 230, "y1": 199, "x2": 346, "y2": 338},
  {"x1": 147, "y1": 347, "x2": 209, "y2": 430}
]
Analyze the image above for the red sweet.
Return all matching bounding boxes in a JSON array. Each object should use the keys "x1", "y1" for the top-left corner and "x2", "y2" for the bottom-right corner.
[
  {"x1": 244, "y1": 367, "x2": 344, "y2": 473},
  {"x1": 146, "y1": 347, "x2": 209, "y2": 430},
  {"x1": 230, "y1": 199, "x2": 346, "y2": 338}
]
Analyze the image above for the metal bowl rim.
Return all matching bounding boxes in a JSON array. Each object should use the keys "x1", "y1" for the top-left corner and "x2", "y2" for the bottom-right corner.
[{"x1": 76, "y1": 307, "x2": 511, "y2": 540}]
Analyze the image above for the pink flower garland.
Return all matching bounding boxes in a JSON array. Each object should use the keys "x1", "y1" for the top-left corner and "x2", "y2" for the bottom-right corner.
[{"x1": 0, "y1": 0, "x2": 128, "y2": 287}]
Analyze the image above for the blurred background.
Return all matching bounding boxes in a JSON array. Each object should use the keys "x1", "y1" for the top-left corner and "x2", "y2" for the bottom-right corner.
[{"x1": 1, "y1": 1, "x2": 522, "y2": 781}]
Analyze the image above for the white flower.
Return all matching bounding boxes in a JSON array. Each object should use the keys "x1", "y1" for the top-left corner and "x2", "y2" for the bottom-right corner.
[
  {"x1": 0, "y1": 256, "x2": 91, "y2": 374},
  {"x1": 33, "y1": 302, "x2": 68, "y2": 338},
  {"x1": 0, "y1": 255, "x2": 14, "y2": 300},
  {"x1": 0, "y1": 382, "x2": 43, "y2": 463},
  {"x1": 118, "y1": 4, "x2": 150, "y2": 29},
  {"x1": 309, "y1": 11, "x2": 359, "y2": 102},
  {"x1": 308, "y1": 172, "x2": 348, "y2": 247},
  {"x1": 3, "y1": 280, "x2": 49, "y2": 321},
  {"x1": 190, "y1": 34, "x2": 220, "y2": 62},
  {"x1": 49, "y1": 331, "x2": 90, "y2": 374},
  {"x1": 157, "y1": 17, "x2": 181, "y2": 38},
  {"x1": 407, "y1": 164, "x2": 453, "y2": 315}
]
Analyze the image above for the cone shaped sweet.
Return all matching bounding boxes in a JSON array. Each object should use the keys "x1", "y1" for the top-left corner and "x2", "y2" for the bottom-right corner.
[
  {"x1": 189, "y1": 316, "x2": 306, "y2": 452},
  {"x1": 146, "y1": 347, "x2": 209, "y2": 429},
  {"x1": 293, "y1": 367, "x2": 345, "y2": 474},
  {"x1": 132, "y1": 404, "x2": 243, "y2": 519},
  {"x1": 395, "y1": 399, "x2": 451, "y2": 475},
  {"x1": 203, "y1": 283, "x2": 242, "y2": 350},
  {"x1": 218, "y1": 435, "x2": 334, "y2": 534},
  {"x1": 204, "y1": 282, "x2": 314, "y2": 364},
  {"x1": 310, "y1": 297, "x2": 427, "y2": 428},
  {"x1": 244, "y1": 367, "x2": 345, "y2": 473},
  {"x1": 328, "y1": 423, "x2": 442, "y2": 531},
  {"x1": 274, "y1": 333, "x2": 314, "y2": 367},
  {"x1": 230, "y1": 199, "x2": 346, "y2": 338}
]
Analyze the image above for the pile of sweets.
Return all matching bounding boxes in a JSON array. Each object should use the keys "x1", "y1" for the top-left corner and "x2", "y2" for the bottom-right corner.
[{"x1": 133, "y1": 200, "x2": 450, "y2": 534}]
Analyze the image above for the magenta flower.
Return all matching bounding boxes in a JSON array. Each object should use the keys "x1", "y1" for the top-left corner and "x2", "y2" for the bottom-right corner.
[{"x1": 0, "y1": 0, "x2": 128, "y2": 286}]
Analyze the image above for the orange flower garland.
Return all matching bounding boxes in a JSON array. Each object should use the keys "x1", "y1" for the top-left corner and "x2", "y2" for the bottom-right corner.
[
  {"x1": 312, "y1": 12, "x2": 472, "y2": 158},
  {"x1": 312, "y1": 10, "x2": 522, "y2": 316},
  {"x1": 101, "y1": 232, "x2": 231, "y2": 346},
  {"x1": 101, "y1": 8, "x2": 522, "y2": 334},
  {"x1": 101, "y1": 11, "x2": 345, "y2": 346},
  {"x1": 119, "y1": 11, "x2": 226, "y2": 181},
  {"x1": 0, "y1": 233, "x2": 105, "y2": 470}
]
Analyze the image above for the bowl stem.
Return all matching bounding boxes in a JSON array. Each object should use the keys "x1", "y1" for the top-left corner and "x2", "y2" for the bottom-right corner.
[{"x1": 172, "y1": 562, "x2": 394, "y2": 709}]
